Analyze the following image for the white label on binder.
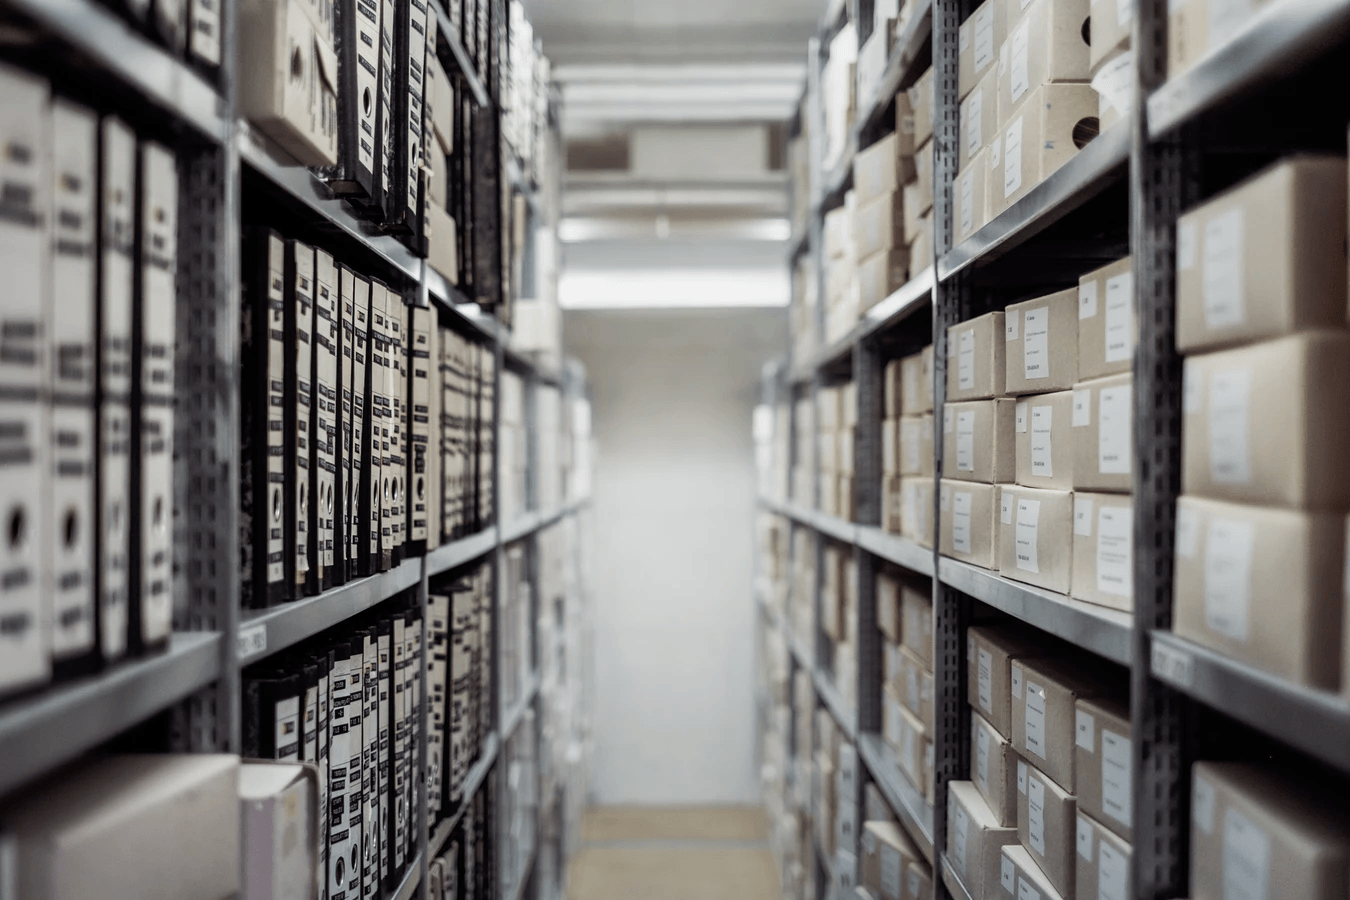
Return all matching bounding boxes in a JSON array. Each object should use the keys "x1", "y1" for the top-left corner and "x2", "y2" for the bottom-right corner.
[
  {"x1": 1011, "y1": 662, "x2": 1024, "y2": 699},
  {"x1": 1076, "y1": 710, "x2": 1095, "y2": 750},
  {"x1": 1073, "y1": 388, "x2": 1092, "y2": 427},
  {"x1": 1101, "y1": 730, "x2": 1133, "y2": 827},
  {"x1": 966, "y1": 88, "x2": 984, "y2": 159},
  {"x1": 954, "y1": 491, "x2": 973, "y2": 553},
  {"x1": 1006, "y1": 308, "x2": 1020, "y2": 341},
  {"x1": 1097, "y1": 506, "x2": 1134, "y2": 597},
  {"x1": 954, "y1": 803, "x2": 970, "y2": 871},
  {"x1": 1178, "y1": 219, "x2": 1198, "y2": 270},
  {"x1": 1079, "y1": 280, "x2": 1099, "y2": 319},
  {"x1": 1078, "y1": 816, "x2": 1095, "y2": 860},
  {"x1": 1104, "y1": 273, "x2": 1134, "y2": 362},
  {"x1": 959, "y1": 329, "x2": 976, "y2": 389},
  {"x1": 978, "y1": 647, "x2": 994, "y2": 711},
  {"x1": 1017, "y1": 759, "x2": 1028, "y2": 793},
  {"x1": 961, "y1": 168, "x2": 976, "y2": 235},
  {"x1": 1203, "y1": 208, "x2": 1245, "y2": 328},
  {"x1": 1002, "y1": 856, "x2": 1016, "y2": 893},
  {"x1": 976, "y1": 723, "x2": 991, "y2": 788},
  {"x1": 957, "y1": 411, "x2": 976, "y2": 471},
  {"x1": 1028, "y1": 774, "x2": 1046, "y2": 854},
  {"x1": 974, "y1": 4, "x2": 996, "y2": 69},
  {"x1": 1010, "y1": 18, "x2": 1030, "y2": 103},
  {"x1": 1025, "y1": 680, "x2": 1047, "y2": 757},
  {"x1": 238, "y1": 622, "x2": 268, "y2": 660},
  {"x1": 1222, "y1": 807, "x2": 1271, "y2": 900},
  {"x1": 1030, "y1": 406, "x2": 1054, "y2": 477},
  {"x1": 1176, "y1": 505, "x2": 1200, "y2": 558},
  {"x1": 1022, "y1": 308, "x2": 1048, "y2": 379},
  {"x1": 1098, "y1": 385, "x2": 1132, "y2": 474},
  {"x1": 1016, "y1": 498, "x2": 1041, "y2": 572},
  {"x1": 1002, "y1": 491, "x2": 1014, "y2": 524},
  {"x1": 1209, "y1": 368, "x2": 1251, "y2": 483},
  {"x1": 1099, "y1": 840, "x2": 1128, "y2": 900},
  {"x1": 1193, "y1": 775, "x2": 1216, "y2": 834},
  {"x1": 1075, "y1": 496, "x2": 1094, "y2": 536},
  {"x1": 1004, "y1": 116, "x2": 1024, "y2": 198},
  {"x1": 1204, "y1": 517, "x2": 1255, "y2": 640}
]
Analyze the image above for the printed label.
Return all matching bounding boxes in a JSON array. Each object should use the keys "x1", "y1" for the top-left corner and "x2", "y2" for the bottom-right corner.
[
  {"x1": 1001, "y1": 490, "x2": 1014, "y2": 525},
  {"x1": 1204, "y1": 517, "x2": 1255, "y2": 640},
  {"x1": 959, "y1": 329, "x2": 976, "y2": 390},
  {"x1": 974, "y1": 3, "x2": 996, "y2": 70},
  {"x1": 1022, "y1": 307, "x2": 1049, "y2": 379},
  {"x1": 1097, "y1": 506, "x2": 1134, "y2": 597},
  {"x1": 1006, "y1": 308, "x2": 1020, "y2": 341},
  {"x1": 954, "y1": 803, "x2": 970, "y2": 872},
  {"x1": 1011, "y1": 662, "x2": 1024, "y2": 699},
  {"x1": 1010, "y1": 18, "x2": 1030, "y2": 104},
  {"x1": 1016, "y1": 400, "x2": 1029, "y2": 432},
  {"x1": 1004, "y1": 116, "x2": 1024, "y2": 198},
  {"x1": 954, "y1": 491, "x2": 974, "y2": 553},
  {"x1": 1017, "y1": 759, "x2": 1028, "y2": 794},
  {"x1": 1208, "y1": 368, "x2": 1251, "y2": 484},
  {"x1": 1222, "y1": 806, "x2": 1270, "y2": 900},
  {"x1": 1202, "y1": 208, "x2": 1245, "y2": 329},
  {"x1": 1018, "y1": 877, "x2": 1041, "y2": 900},
  {"x1": 1079, "y1": 281, "x2": 1099, "y2": 319},
  {"x1": 238, "y1": 622, "x2": 268, "y2": 660},
  {"x1": 1101, "y1": 730, "x2": 1133, "y2": 827},
  {"x1": 1074, "y1": 388, "x2": 1092, "y2": 427},
  {"x1": 1178, "y1": 219, "x2": 1197, "y2": 270},
  {"x1": 1078, "y1": 816, "x2": 1095, "y2": 861},
  {"x1": 1016, "y1": 498, "x2": 1041, "y2": 573},
  {"x1": 961, "y1": 168, "x2": 976, "y2": 235},
  {"x1": 1176, "y1": 505, "x2": 1200, "y2": 558},
  {"x1": 977, "y1": 647, "x2": 994, "y2": 712},
  {"x1": 1030, "y1": 406, "x2": 1054, "y2": 478},
  {"x1": 1076, "y1": 709, "x2": 1095, "y2": 750},
  {"x1": 1028, "y1": 774, "x2": 1047, "y2": 855},
  {"x1": 1104, "y1": 273, "x2": 1134, "y2": 362},
  {"x1": 1025, "y1": 680, "x2": 1047, "y2": 756},
  {"x1": 957, "y1": 410, "x2": 976, "y2": 471},
  {"x1": 1099, "y1": 840, "x2": 1129, "y2": 900},
  {"x1": 1075, "y1": 496, "x2": 1094, "y2": 537},
  {"x1": 1098, "y1": 385, "x2": 1132, "y2": 474},
  {"x1": 976, "y1": 724, "x2": 991, "y2": 788},
  {"x1": 1193, "y1": 775, "x2": 1216, "y2": 834},
  {"x1": 966, "y1": 89, "x2": 984, "y2": 159},
  {"x1": 1152, "y1": 640, "x2": 1195, "y2": 687},
  {"x1": 1002, "y1": 855, "x2": 1016, "y2": 892},
  {"x1": 960, "y1": 20, "x2": 972, "y2": 51},
  {"x1": 1092, "y1": 50, "x2": 1136, "y2": 118}
]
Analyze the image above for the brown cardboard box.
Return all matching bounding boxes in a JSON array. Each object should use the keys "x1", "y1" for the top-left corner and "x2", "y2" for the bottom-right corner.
[
  {"x1": 910, "y1": 211, "x2": 934, "y2": 273},
  {"x1": 1014, "y1": 389, "x2": 1076, "y2": 490},
  {"x1": 901, "y1": 346, "x2": 935, "y2": 415},
  {"x1": 995, "y1": 83, "x2": 1099, "y2": 214},
  {"x1": 914, "y1": 139, "x2": 934, "y2": 218},
  {"x1": 1071, "y1": 373, "x2": 1134, "y2": 493},
  {"x1": 884, "y1": 475, "x2": 904, "y2": 533},
  {"x1": 1012, "y1": 656, "x2": 1120, "y2": 793},
  {"x1": 1190, "y1": 762, "x2": 1350, "y2": 900},
  {"x1": 972, "y1": 711, "x2": 1020, "y2": 826},
  {"x1": 1172, "y1": 495, "x2": 1344, "y2": 689},
  {"x1": 1089, "y1": 0, "x2": 1132, "y2": 69},
  {"x1": 841, "y1": 475, "x2": 856, "y2": 520},
  {"x1": 949, "y1": 781, "x2": 1020, "y2": 899},
  {"x1": 1018, "y1": 759, "x2": 1079, "y2": 899},
  {"x1": 900, "y1": 415, "x2": 935, "y2": 477},
  {"x1": 885, "y1": 640, "x2": 905, "y2": 696},
  {"x1": 997, "y1": 0, "x2": 1091, "y2": 120},
  {"x1": 1001, "y1": 842, "x2": 1068, "y2": 900},
  {"x1": 943, "y1": 398, "x2": 1017, "y2": 483},
  {"x1": 856, "y1": 190, "x2": 906, "y2": 259},
  {"x1": 238, "y1": 0, "x2": 339, "y2": 166},
  {"x1": 897, "y1": 705, "x2": 929, "y2": 792},
  {"x1": 961, "y1": 66, "x2": 1001, "y2": 172},
  {"x1": 855, "y1": 132, "x2": 918, "y2": 203},
  {"x1": 1005, "y1": 289, "x2": 1080, "y2": 394},
  {"x1": 820, "y1": 385, "x2": 844, "y2": 431},
  {"x1": 1077, "y1": 256, "x2": 1134, "y2": 380},
  {"x1": 956, "y1": 151, "x2": 989, "y2": 242},
  {"x1": 959, "y1": 0, "x2": 1005, "y2": 98},
  {"x1": 947, "y1": 311, "x2": 1007, "y2": 401},
  {"x1": 878, "y1": 571, "x2": 902, "y2": 642},
  {"x1": 941, "y1": 480, "x2": 1001, "y2": 570},
  {"x1": 883, "y1": 417, "x2": 900, "y2": 474},
  {"x1": 860, "y1": 249, "x2": 911, "y2": 313},
  {"x1": 1181, "y1": 332, "x2": 1350, "y2": 510},
  {"x1": 862, "y1": 820, "x2": 921, "y2": 900},
  {"x1": 822, "y1": 471, "x2": 839, "y2": 516},
  {"x1": 903, "y1": 180, "x2": 927, "y2": 245},
  {"x1": 967, "y1": 623, "x2": 1056, "y2": 738},
  {"x1": 901, "y1": 580, "x2": 933, "y2": 667},
  {"x1": 840, "y1": 429, "x2": 856, "y2": 474},
  {"x1": 901, "y1": 477, "x2": 935, "y2": 548},
  {"x1": 1167, "y1": 0, "x2": 1209, "y2": 77},
  {"x1": 1075, "y1": 813, "x2": 1132, "y2": 900},
  {"x1": 825, "y1": 204, "x2": 856, "y2": 260},
  {"x1": 820, "y1": 430, "x2": 839, "y2": 474},
  {"x1": 1070, "y1": 492, "x2": 1134, "y2": 612},
  {"x1": 908, "y1": 67, "x2": 935, "y2": 148},
  {"x1": 884, "y1": 684, "x2": 906, "y2": 752},
  {"x1": 426, "y1": 202, "x2": 459, "y2": 284},
  {"x1": 1176, "y1": 156, "x2": 1347, "y2": 353},
  {"x1": 1073, "y1": 696, "x2": 1132, "y2": 842},
  {"x1": 867, "y1": 783, "x2": 897, "y2": 825},
  {"x1": 904, "y1": 860, "x2": 932, "y2": 900},
  {"x1": 885, "y1": 360, "x2": 905, "y2": 418},
  {"x1": 898, "y1": 645, "x2": 934, "y2": 732}
]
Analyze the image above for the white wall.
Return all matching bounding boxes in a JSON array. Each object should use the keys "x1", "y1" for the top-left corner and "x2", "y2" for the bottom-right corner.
[{"x1": 565, "y1": 307, "x2": 787, "y2": 806}]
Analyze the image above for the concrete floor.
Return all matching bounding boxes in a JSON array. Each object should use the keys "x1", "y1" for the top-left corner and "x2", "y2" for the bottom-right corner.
[{"x1": 567, "y1": 807, "x2": 780, "y2": 900}]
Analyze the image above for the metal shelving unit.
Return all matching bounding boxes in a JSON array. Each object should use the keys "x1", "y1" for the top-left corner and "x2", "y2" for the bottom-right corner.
[
  {"x1": 791, "y1": 267, "x2": 934, "y2": 381},
  {"x1": 430, "y1": 732, "x2": 503, "y2": 858}
]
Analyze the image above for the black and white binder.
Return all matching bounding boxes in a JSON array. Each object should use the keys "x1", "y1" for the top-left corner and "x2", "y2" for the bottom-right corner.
[
  {"x1": 370, "y1": 284, "x2": 392, "y2": 571},
  {"x1": 312, "y1": 250, "x2": 339, "y2": 593},
  {"x1": 361, "y1": 628, "x2": 380, "y2": 900},
  {"x1": 336, "y1": 267, "x2": 356, "y2": 586},
  {"x1": 241, "y1": 229, "x2": 287, "y2": 608},
  {"x1": 48, "y1": 98, "x2": 98, "y2": 679},
  {"x1": 150, "y1": 0, "x2": 189, "y2": 54},
  {"x1": 405, "y1": 607, "x2": 422, "y2": 857},
  {"x1": 348, "y1": 273, "x2": 371, "y2": 576},
  {"x1": 408, "y1": 306, "x2": 431, "y2": 551},
  {"x1": 424, "y1": 322, "x2": 441, "y2": 550},
  {"x1": 388, "y1": 0, "x2": 429, "y2": 236},
  {"x1": 370, "y1": 0, "x2": 398, "y2": 221},
  {"x1": 285, "y1": 241, "x2": 315, "y2": 600},
  {"x1": 375, "y1": 616, "x2": 392, "y2": 889},
  {"x1": 187, "y1": 0, "x2": 222, "y2": 70},
  {"x1": 387, "y1": 613, "x2": 406, "y2": 885},
  {"x1": 242, "y1": 671, "x2": 303, "y2": 760},
  {"x1": 314, "y1": 650, "x2": 333, "y2": 900},
  {"x1": 327, "y1": 640, "x2": 354, "y2": 900},
  {"x1": 130, "y1": 140, "x2": 176, "y2": 655},
  {"x1": 385, "y1": 295, "x2": 405, "y2": 564},
  {"x1": 96, "y1": 115, "x2": 135, "y2": 662},
  {"x1": 301, "y1": 661, "x2": 320, "y2": 765},
  {"x1": 427, "y1": 592, "x2": 449, "y2": 817},
  {"x1": 344, "y1": 635, "x2": 364, "y2": 900},
  {"x1": 329, "y1": 0, "x2": 382, "y2": 203}
]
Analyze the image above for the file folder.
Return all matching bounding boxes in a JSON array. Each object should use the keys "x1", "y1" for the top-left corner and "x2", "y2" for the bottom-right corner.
[
  {"x1": 329, "y1": 0, "x2": 382, "y2": 202},
  {"x1": 375, "y1": 616, "x2": 392, "y2": 888},
  {"x1": 408, "y1": 306, "x2": 430, "y2": 549},
  {"x1": 385, "y1": 294, "x2": 405, "y2": 564},
  {"x1": 312, "y1": 249, "x2": 338, "y2": 593},
  {"x1": 187, "y1": 0, "x2": 223, "y2": 69},
  {"x1": 388, "y1": 613, "x2": 406, "y2": 884},
  {"x1": 361, "y1": 628, "x2": 380, "y2": 900},
  {"x1": 337, "y1": 266, "x2": 357, "y2": 586},
  {"x1": 370, "y1": 284, "x2": 392, "y2": 571},
  {"x1": 327, "y1": 640, "x2": 355, "y2": 900},
  {"x1": 344, "y1": 635, "x2": 365, "y2": 900},
  {"x1": 242, "y1": 670, "x2": 303, "y2": 760},
  {"x1": 349, "y1": 272, "x2": 372, "y2": 575},
  {"x1": 285, "y1": 240, "x2": 315, "y2": 599}
]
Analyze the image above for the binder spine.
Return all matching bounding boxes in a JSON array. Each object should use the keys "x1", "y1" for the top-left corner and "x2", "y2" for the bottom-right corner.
[
  {"x1": 345, "y1": 641, "x2": 364, "y2": 900},
  {"x1": 388, "y1": 616, "x2": 406, "y2": 882},
  {"x1": 316, "y1": 654, "x2": 333, "y2": 900},
  {"x1": 386, "y1": 297, "x2": 406, "y2": 563},
  {"x1": 329, "y1": 0, "x2": 381, "y2": 199},
  {"x1": 368, "y1": 284, "x2": 390, "y2": 571},
  {"x1": 327, "y1": 646, "x2": 353, "y2": 900},
  {"x1": 427, "y1": 593, "x2": 449, "y2": 817},
  {"x1": 424, "y1": 322, "x2": 440, "y2": 550},
  {"x1": 376, "y1": 623, "x2": 392, "y2": 887},
  {"x1": 408, "y1": 307, "x2": 430, "y2": 547},
  {"x1": 373, "y1": 0, "x2": 398, "y2": 219},
  {"x1": 245, "y1": 231, "x2": 288, "y2": 607},
  {"x1": 338, "y1": 269, "x2": 357, "y2": 585},
  {"x1": 312, "y1": 252, "x2": 339, "y2": 593},
  {"x1": 187, "y1": 0, "x2": 223, "y2": 69},
  {"x1": 351, "y1": 277, "x2": 371, "y2": 574},
  {"x1": 285, "y1": 242, "x2": 316, "y2": 599},
  {"x1": 389, "y1": 0, "x2": 429, "y2": 235},
  {"x1": 361, "y1": 632, "x2": 380, "y2": 900}
]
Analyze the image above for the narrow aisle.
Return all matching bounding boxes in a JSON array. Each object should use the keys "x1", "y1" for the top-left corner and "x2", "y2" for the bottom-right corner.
[{"x1": 567, "y1": 808, "x2": 780, "y2": 900}]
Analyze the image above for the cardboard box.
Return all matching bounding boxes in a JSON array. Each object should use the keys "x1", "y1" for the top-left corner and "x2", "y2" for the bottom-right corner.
[
  {"x1": 240, "y1": 762, "x2": 319, "y2": 900},
  {"x1": 909, "y1": 211, "x2": 934, "y2": 274},
  {"x1": 894, "y1": 89, "x2": 918, "y2": 158},
  {"x1": 959, "y1": 0, "x2": 1005, "y2": 100},
  {"x1": 996, "y1": 83, "x2": 1099, "y2": 213},
  {"x1": 1014, "y1": 389, "x2": 1076, "y2": 490},
  {"x1": 897, "y1": 645, "x2": 935, "y2": 733},
  {"x1": 941, "y1": 480, "x2": 1001, "y2": 570},
  {"x1": 904, "y1": 860, "x2": 932, "y2": 900},
  {"x1": 4, "y1": 754, "x2": 240, "y2": 900},
  {"x1": 884, "y1": 684, "x2": 906, "y2": 751},
  {"x1": 867, "y1": 782, "x2": 897, "y2": 825},
  {"x1": 1181, "y1": 332, "x2": 1350, "y2": 510},
  {"x1": 961, "y1": 66, "x2": 1001, "y2": 172},
  {"x1": 1094, "y1": 50, "x2": 1132, "y2": 133},
  {"x1": 825, "y1": 203, "x2": 856, "y2": 260},
  {"x1": 1190, "y1": 762, "x2": 1350, "y2": 900},
  {"x1": 878, "y1": 571, "x2": 901, "y2": 641},
  {"x1": 901, "y1": 579, "x2": 933, "y2": 667},
  {"x1": 1073, "y1": 696, "x2": 1132, "y2": 842},
  {"x1": 1017, "y1": 759, "x2": 1078, "y2": 899},
  {"x1": 855, "y1": 190, "x2": 906, "y2": 259},
  {"x1": 1089, "y1": 0, "x2": 1133, "y2": 69},
  {"x1": 885, "y1": 361, "x2": 904, "y2": 418},
  {"x1": 1070, "y1": 373, "x2": 1133, "y2": 493},
  {"x1": 1167, "y1": 0, "x2": 1209, "y2": 77},
  {"x1": 426, "y1": 57, "x2": 454, "y2": 155},
  {"x1": 840, "y1": 475, "x2": 856, "y2": 521},
  {"x1": 862, "y1": 820, "x2": 921, "y2": 900},
  {"x1": 1076, "y1": 256, "x2": 1134, "y2": 381},
  {"x1": 860, "y1": 249, "x2": 911, "y2": 313},
  {"x1": 1173, "y1": 494, "x2": 1344, "y2": 689},
  {"x1": 1175, "y1": 156, "x2": 1347, "y2": 353},
  {"x1": 900, "y1": 477, "x2": 935, "y2": 548},
  {"x1": 967, "y1": 623, "x2": 1055, "y2": 738},
  {"x1": 899, "y1": 415, "x2": 934, "y2": 477},
  {"x1": 1070, "y1": 492, "x2": 1134, "y2": 612},
  {"x1": 949, "y1": 781, "x2": 1020, "y2": 899},
  {"x1": 1013, "y1": 656, "x2": 1120, "y2": 793},
  {"x1": 883, "y1": 474, "x2": 904, "y2": 533},
  {"x1": 855, "y1": 132, "x2": 918, "y2": 203},
  {"x1": 820, "y1": 430, "x2": 839, "y2": 474},
  {"x1": 883, "y1": 417, "x2": 900, "y2": 475},
  {"x1": 907, "y1": 66, "x2": 934, "y2": 148},
  {"x1": 906, "y1": 141, "x2": 934, "y2": 225},
  {"x1": 901, "y1": 346, "x2": 935, "y2": 414},
  {"x1": 1001, "y1": 842, "x2": 1068, "y2": 900},
  {"x1": 947, "y1": 311, "x2": 1007, "y2": 401},
  {"x1": 1075, "y1": 813, "x2": 1132, "y2": 900},
  {"x1": 885, "y1": 639, "x2": 905, "y2": 696},
  {"x1": 956, "y1": 151, "x2": 989, "y2": 242},
  {"x1": 426, "y1": 202, "x2": 459, "y2": 284},
  {"x1": 840, "y1": 428, "x2": 856, "y2": 474},
  {"x1": 897, "y1": 706, "x2": 929, "y2": 793},
  {"x1": 972, "y1": 711, "x2": 1019, "y2": 826},
  {"x1": 1005, "y1": 288, "x2": 1079, "y2": 394},
  {"x1": 238, "y1": 0, "x2": 338, "y2": 166},
  {"x1": 1000, "y1": 487, "x2": 1075, "y2": 593},
  {"x1": 997, "y1": 0, "x2": 1091, "y2": 119}
]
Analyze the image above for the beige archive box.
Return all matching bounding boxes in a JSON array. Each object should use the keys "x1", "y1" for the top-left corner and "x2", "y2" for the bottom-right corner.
[
  {"x1": 1190, "y1": 762, "x2": 1350, "y2": 900},
  {"x1": 908, "y1": 66, "x2": 935, "y2": 147},
  {"x1": 1075, "y1": 813, "x2": 1133, "y2": 900},
  {"x1": 1094, "y1": 49, "x2": 1133, "y2": 133},
  {"x1": 1070, "y1": 492, "x2": 1135, "y2": 612},
  {"x1": 1167, "y1": 0, "x2": 1210, "y2": 76},
  {"x1": 956, "y1": 151, "x2": 989, "y2": 242},
  {"x1": 240, "y1": 762, "x2": 319, "y2": 900},
  {"x1": 238, "y1": 0, "x2": 339, "y2": 166},
  {"x1": 1077, "y1": 256, "x2": 1135, "y2": 380},
  {"x1": 1005, "y1": 288, "x2": 1079, "y2": 394},
  {"x1": 1173, "y1": 494, "x2": 1344, "y2": 690},
  {"x1": 949, "y1": 781, "x2": 1020, "y2": 899},
  {"x1": 968, "y1": 623, "x2": 1056, "y2": 738},
  {"x1": 884, "y1": 474, "x2": 904, "y2": 533},
  {"x1": 904, "y1": 860, "x2": 932, "y2": 900},
  {"x1": 1089, "y1": 0, "x2": 1133, "y2": 68},
  {"x1": 1175, "y1": 156, "x2": 1347, "y2": 353},
  {"x1": 910, "y1": 139, "x2": 934, "y2": 223},
  {"x1": 1001, "y1": 842, "x2": 1069, "y2": 900},
  {"x1": 1071, "y1": 373, "x2": 1134, "y2": 493},
  {"x1": 944, "y1": 398, "x2": 1016, "y2": 483},
  {"x1": 959, "y1": 0, "x2": 1006, "y2": 98},
  {"x1": 855, "y1": 190, "x2": 906, "y2": 259},
  {"x1": 898, "y1": 644, "x2": 935, "y2": 732},
  {"x1": 883, "y1": 416, "x2": 901, "y2": 474},
  {"x1": 860, "y1": 249, "x2": 911, "y2": 313},
  {"x1": 1181, "y1": 331, "x2": 1350, "y2": 510},
  {"x1": 901, "y1": 477, "x2": 935, "y2": 548},
  {"x1": 910, "y1": 211, "x2": 935, "y2": 273},
  {"x1": 997, "y1": 0, "x2": 1091, "y2": 119},
  {"x1": 897, "y1": 706, "x2": 930, "y2": 796},
  {"x1": 961, "y1": 64, "x2": 1001, "y2": 172},
  {"x1": 941, "y1": 480, "x2": 1001, "y2": 570},
  {"x1": 426, "y1": 202, "x2": 459, "y2": 284},
  {"x1": 996, "y1": 83, "x2": 1099, "y2": 214},
  {"x1": 1013, "y1": 655, "x2": 1120, "y2": 792},
  {"x1": 901, "y1": 346, "x2": 935, "y2": 414},
  {"x1": 885, "y1": 360, "x2": 905, "y2": 417},
  {"x1": 1073, "y1": 695, "x2": 1133, "y2": 842},
  {"x1": 947, "y1": 311, "x2": 1007, "y2": 401},
  {"x1": 1017, "y1": 758, "x2": 1079, "y2": 899},
  {"x1": 899, "y1": 415, "x2": 934, "y2": 476},
  {"x1": 972, "y1": 710, "x2": 1020, "y2": 826},
  {"x1": 901, "y1": 579, "x2": 934, "y2": 667},
  {"x1": 855, "y1": 131, "x2": 918, "y2": 203},
  {"x1": 1014, "y1": 389, "x2": 1076, "y2": 490},
  {"x1": 862, "y1": 820, "x2": 921, "y2": 900}
]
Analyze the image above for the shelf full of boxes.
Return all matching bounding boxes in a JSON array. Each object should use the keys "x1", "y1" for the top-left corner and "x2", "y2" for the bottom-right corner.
[
  {"x1": 757, "y1": 0, "x2": 1350, "y2": 897},
  {"x1": 0, "y1": 1, "x2": 593, "y2": 900}
]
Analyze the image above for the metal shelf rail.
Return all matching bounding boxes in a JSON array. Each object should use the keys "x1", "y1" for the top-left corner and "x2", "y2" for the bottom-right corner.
[{"x1": 857, "y1": 732, "x2": 935, "y2": 864}]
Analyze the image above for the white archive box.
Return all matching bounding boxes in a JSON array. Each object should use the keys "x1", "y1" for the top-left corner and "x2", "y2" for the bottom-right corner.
[{"x1": 239, "y1": 761, "x2": 320, "y2": 900}]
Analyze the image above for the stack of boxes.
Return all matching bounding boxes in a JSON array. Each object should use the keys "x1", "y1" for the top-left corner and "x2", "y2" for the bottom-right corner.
[
  {"x1": 902, "y1": 69, "x2": 935, "y2": 275},
  {"x1": 819, "y1": 382, "x2": 860, "y2": 521},
  {"x1": 1168, "y1": 156, "x2": 1349, "y2": 694},
  {"x1": 823, "y1": 26, "x2": 858, "y2": 173},
  {"x1": 792, "y1": 526, "x2": 817, "y2": 648},
  {"x1": 825, "y1": 199, "x2": 861, "y2": 344},
  {"x1": 953, "y1": 622, "x2": 1134, "y2": 900},
  {"x1": 1089, "y1": 0, "x2": 1132, "y2": 129},
  {"x1": 953, "y1": 0, "x2": 1096, "y2": 244},
  {"x1": 794, "y1": 393, "x2": 817, "y2": 507},
  {"x1": 822, "y1": 542, "x2": 859, "y2": 711},
  {"x1": 853, "y1": 133, "x2": 915, "y2": 316},
  {"x1": 815, "y1": 712, "x2": 862, "y2": 895},
  {"x1": 881, "y1": 348, "x2": 935, "y2": 546},
  {"x1": 877, "y1": 570, "x2": 936, "y2": 803},
  {"x1": 861, "y1": 818, "x2": 934, "y2": 900}
]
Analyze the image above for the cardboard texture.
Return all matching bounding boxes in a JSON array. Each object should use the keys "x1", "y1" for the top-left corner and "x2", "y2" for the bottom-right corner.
[
  {"x1": 1070, "y1": 373, "x2": 1134, "y2": 493},
  {"x1": 1001, "y1": 842, "x2": 1068, "y2": 900},
  {"x1": 860, "y1": 249, "x2": 911, "y2": 312},
  {"x1": 239, "y1": 762, "x2": 319, "y2": 900},
  {"x1": 899, "y1": 415, "x2": 935, "y2": 477},
  {"x1": 885, "y1": 360, "x2": 905, "y2": 418},
  {"x1": 238, "y1": 0, "x2": 339, "y2": 166},
  {"x1": 1069, "y1": 492, "x2": 1134, "y2": 612},
  {"x1": 1075, "y1": 813, "x2": 1133, "y2": 900},
  {"x1": 949, "y1": 781, "x2": 1020, "y2": 900},
  {"x1": 961, "y1": 66, "x2": 1001, "y2": 172},
  {"x1": 967, "y1": 623, "x2": 1057, "y2": 739},
  {"x1": 941, "y1": 480, "x2": 1001, "y2": 570},
  {"x1": 1017, "y1": 759, "x2": 1078, "y2": 899},
  {"x1": 1089, "y1": 0, "x2": 1133, "y2": 68},
  {"x1": 901, "y1": 347, "x2": 935, "y2": 415},
  {"x1": 901, "y1": 579, "x2": 934, "y2": 667},
  {"x1": 999, "y1": 486, "x2": 1074, "y2": 593},
  {"x1": 878, "y1": 571, "x2": 901, "y2": 642},
  {"x1": 1014, "y1": 389, "x2": 1076, "y2": 490},
  {"x1": 1077, "y1": 256, "x2": 1135, "y2": 381},
  {"x1": 898, "y1": 645, "x2": 935, "y2": 733},
  {"x1": 862, "y1": 820, "x2": 922, "y2": 900},
  {"x1": 855, "y1": 131, "x2": 918, "y2": 203},
  {"x1": 1073, "y1": 696, "x2": 1133, "y2": 842},
  {"x1": 956, "y1": 150, "x2": 989, "y2": 241},
  {"x1": 1181, "y1": 332, "x2": 1350, "y2": 510},
  {"x1": 972, "y1": 711, "x2": 1020, "y2": 827},
  {"x1": 1005, "y1": 289, "x2": 1080, "y2": 394},
  {"x1": 1176, "y1": 156, "x2": 1347, "y2": 353},
  {"x1": 944, "y1": 398, "x2": 1017, "y2": 483},
  {"x1": 997, "y1": 0, "x2": 1091, "y2": 120},
  {"x1": 959, "y1": 0, "x2": 1006, "y2": 99},
  {"x1": 908, "y1": 66, "x2": 935, "y2": 147},
  {"x1": 855, "y1": 190, "x2": 907, "y2": 259},
  {"x1": 948, "y1": 312, "x2": 1008, "y2": 401},
  {"x1": 883, "y1": 417, "x2": 900, "y2": 474},
  {"x1": 1172, "y1": 494, "x2": 1344, "y2": 689},
  {"x1": 1013, "y1": 656, "x2": 1122, "y2": 793},
  {"x1": 995, "y1": 83, "x2": 1099, "y2": 213}
]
